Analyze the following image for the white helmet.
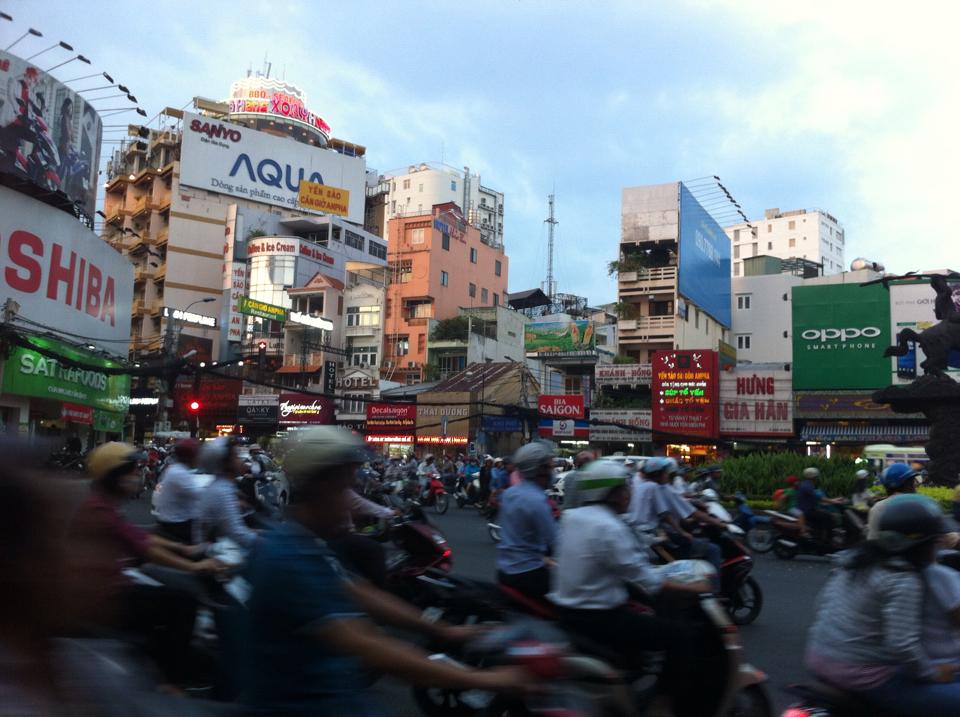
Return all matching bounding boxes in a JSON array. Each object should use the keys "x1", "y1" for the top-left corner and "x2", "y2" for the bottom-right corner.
[
  {"x1": 701, "y1": 488, "x2": 720, "y2": 503},
  {"x1": 575, "y1": 460, "x2": 630, "y2": 505},
  {"x1": 855, "y1": 469, "x2": 870, "y2": 480},
  {"x1": 664, "y1": 457, "x2": 679, "y2": 476},
  {"x1": 803, "y1": 467, "x2": 821, "y2": 480}
]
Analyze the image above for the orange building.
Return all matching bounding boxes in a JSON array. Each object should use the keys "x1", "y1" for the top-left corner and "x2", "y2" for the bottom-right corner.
[{"x1": 382, "y1": 203, "x2": 508, "y2": 384}]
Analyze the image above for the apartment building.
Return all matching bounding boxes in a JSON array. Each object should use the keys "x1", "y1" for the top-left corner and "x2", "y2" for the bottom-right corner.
[{"x1": 726, "y1": 208, "x2": 845, "y2": 278}]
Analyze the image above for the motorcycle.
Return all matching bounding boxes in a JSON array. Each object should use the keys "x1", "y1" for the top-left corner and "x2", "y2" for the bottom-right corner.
[
  {"x1": 487, "y1": 495, "x2": 561, "y2": 545},
  {"x1": 11, "y1": 92, "x2": 62, "y2": 192},
  {"x1": 455, "y1": 473, "x2": 484, "y2": 509},
  {"x1": 381, "y1": 505, "x2": 456, "y2": 606},
  {"x1": 765, "y1": 504, "x2": 865, "y2": 560},
  {"x1": 730, "y1": 493, "x2": 775, "y2": 554},
  {"x1": 418, "y1": 470, "x2": 450, "y2": 515}
]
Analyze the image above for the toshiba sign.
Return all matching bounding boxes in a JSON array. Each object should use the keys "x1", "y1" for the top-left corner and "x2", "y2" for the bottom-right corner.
[
  {"x1": 537, "y1": 394, "x2": 585, "y2": 419},
  {"x1": 0, "y1": 188, "x2": 133, "y2": 346}
]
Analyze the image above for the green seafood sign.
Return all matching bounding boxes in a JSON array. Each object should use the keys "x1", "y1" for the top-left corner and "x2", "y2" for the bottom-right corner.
[
  {"x1": 524, "y1": 320, "x2": 596, "y2": 357},
  {"x1": 2, "y1": 337, "x2": 130, "y2": 413}
]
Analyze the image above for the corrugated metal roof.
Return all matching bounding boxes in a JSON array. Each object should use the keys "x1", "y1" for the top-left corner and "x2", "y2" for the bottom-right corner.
[{"x1": 433, "y1": 362, "x2": 518, "y2": 392}]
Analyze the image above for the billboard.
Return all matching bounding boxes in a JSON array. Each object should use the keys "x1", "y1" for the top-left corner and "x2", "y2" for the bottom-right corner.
[
  {"x1": 0, "y1": 187, "x2": 133, "y2": 345},
  {"x1": 0, "y1": 50, "x2": 102, "y2": 216},
  {"x1": 278, "y1": 392, "x2": 334, "y2": 425},
  {"x1": 678, "y1": 183, "x2": 731, "y2": 328},
  {"x1": 595, "y1": 363, "x2": 652, "y2": 387},
  {"x1": 524, "y1": 320, "x2": 595, "y2": 357},
  {"x1": 366, "y1": 402, "x2": 416, "y2": 431},
  {"x1": 792, "y1": 283, "x2": 891, "y2": 390},
  {"x1": 180, "y1": 111, "x2": 365, "y2": 224},
  {"x1": 890, "y1": 279, "x2": 960, "y2": 383},
  {"x1": 651, "y1": 350, "x2": 719, "y2": 439},
  {"x1": 299, "y1": 180, "x2": 350, "y2": 217},
  {"x1": 719, "y1": 368, "x2": 793, "y2": 437},
  {"x1": 238, "y1": 394, "x2": 279, "y2": 425},
  {"x1": 537, "y1": 394, "x2": 585, "y2": 419},
  {"x1": 227, "y1": 76, "x2": 331, "y2": 138},
  {"x1": 589, "y1": 409, "x2": 652, "y2": 443}
]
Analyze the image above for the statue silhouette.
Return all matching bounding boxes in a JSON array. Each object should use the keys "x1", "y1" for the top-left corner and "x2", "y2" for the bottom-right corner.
[{"x1": 885, "y1": 275, "x2": 960, "y2": 376}]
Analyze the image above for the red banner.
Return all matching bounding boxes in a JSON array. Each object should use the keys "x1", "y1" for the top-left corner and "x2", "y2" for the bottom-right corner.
[
  {"x1": 278, "y1": 392, "x2": 334, "y2": 425},
  {"x1": 365, "y1": 402, "x2": 417, "y2": 430},
  {"x1": 652, "y1": 350, "x2": 719, "y2": 440},
  {"x1": 537, "y1": 394, "x2": 585, "y2": 419},
  {"x1": 62, "y1": 402, "x2": 93, "y2": 425}
]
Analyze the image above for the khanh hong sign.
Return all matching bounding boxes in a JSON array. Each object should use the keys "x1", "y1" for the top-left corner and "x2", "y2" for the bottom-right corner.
[
  {"x1": 595, "y1": 363, "x2": 652, "y2": 387},
  {"x1": 298, "y1": 180, "x2": 350, "y2": 217},
  {"x1": 719, "y1": 369, "x2": 793, "y2": 437},
  {"x1": 651, "y1": 350, "x2": 719, "y2": 440}
]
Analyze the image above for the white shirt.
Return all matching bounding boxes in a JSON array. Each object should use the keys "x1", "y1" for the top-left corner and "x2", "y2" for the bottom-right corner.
[
  {"x1": 193, "y1": 477, "x2": 258, "y2": 548},
  {"x1": 923, "y1": 564, "x2": 960, "y2": 661},
  {"x1": 628, "y1": 476, "x2": 669, "y2": 530},
  {"x1": 549, "y1": 504, "x2": 666, "y2": 610},
  {"x1": 154, "y1": 461, "x2": 202, "y2": 523}
]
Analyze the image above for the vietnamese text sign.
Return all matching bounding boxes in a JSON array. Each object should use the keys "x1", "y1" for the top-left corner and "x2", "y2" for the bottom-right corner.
[
  {"x1": 366, "y1": 402, "x2": 416, "y2": 430},
  {"x1": 525, "y1": 321, "x2": 596, "y2": 357},
  {"x1": 238, "y1": 394, "x2": 279, "y2": 424},
  {"x1": 719, "y1": 369, "x2": 793, "y2": 437},
  {"x1": 278, "y1": 392, "x2": 334, "y2": 425},
  {"x1": 163, "y1": 306, "x2": 217, "y2": 328},
  {"x1": 2, "y1": 337, "x2": 130, "y2": 412},
  {"x1": 538, "y1": 394, "x2": 586, "y2": 419},
  {"x1": 652, "y1": 350, "x2": 718, "y2": 439},
  {"x1": 678, "y1": 183, "x2": 731, "y2": 328},
  {"x1": 481, "y1": 415, "x2": 523, "y2": 433},
  {"x1": 416, "y1": 392, "x2": 471, "y2": 437},
  {"x1": 239, "y1": 296, "x2": 288, "y2": 322},
  {"x1": 298, "y1": 180, "x2": 350, "y2": 217},
  {"x1": 595, "y1": 363, "x2": 652, "y2": 387},
  {"x1": 589, "y1": 409, "x2": 652, "y2": 442},
  {"x1": 62, "y1": 402, "x2": 93, "y2": 425},
  {"x1": 366, "y1": 434, "x2": 414, "y2": 444},
  {"x1": 792, "y1": 283, "x2": 891, "y2": 390}
]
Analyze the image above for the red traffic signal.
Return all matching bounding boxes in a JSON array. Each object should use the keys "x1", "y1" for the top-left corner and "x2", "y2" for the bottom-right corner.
[
  {"x1": 257, "y1": 341, "x2": 267, "y2": 352},
  {"x1": 188, "y1": 400, "x2": 201, "y2": 413}
]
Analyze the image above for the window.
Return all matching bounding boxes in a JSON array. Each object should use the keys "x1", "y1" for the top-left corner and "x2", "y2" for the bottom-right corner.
[
  {"x1": 737, "y1": 335, "x2": 752, "y2": 350},
  {"x1": 733, "y1": 263, "x2": 740, "y2": 277},
  {"x1": 409, "y1": 227, "x2": 425, "y2": 245},
  {"x1": 368, "y1": 241, "x2": 387, "y2": 260},
  {"x1": 733, "y1": 245, "x2": 740, "y2": 260},
  {"x1": 493, "y1": 293, "x2": 499, "y2": 307},
  {"x1": 417, "y1": 334, "x2": 426, "y2": 353},
  {"x1": 450, "y1": 180, "x2": 457, "y2": 191},
  {"x1": 293, "y1": 295, "x2": 324, "y2": 315},
  {"x1": 441, "y1": 233, "x2": 450, "y2": 250},
  {"x1": 342, "y1": 394, "x2": 366, "y2": 414},
  {"x1": 344, "y1": 230, "x2": 364, "y2": 251},
  {"x1": 350, "y1": 346, "x2": 378, "y2": 367},
  {"x1": 337, "y1": 296, "x2": 343, "y2": 315},
  {"x1": 480, "y1": 198, "x2": 487, "y2": 207},
  {"x1": 403, "y1": 179, "x2": 411, "y2": 190},
  {"x1": 390, "y1": 260, "x2": 412, "y2": 283},
  {"x1": 767, "y1": 224, "x2": 772, "y2": 233},
  {"x1": 440, "y1": 270, "x2": 449, "y2": 287},
  {"x1": 733, "y1": 229, "x2": 740, "y2": 241},
  {"x1": 788, "y1": 220, "x2": 796, "y2": 230},
  {"x1": 788, "y1": 238, "x2": 796, "y2": 248},
  {"x1": 695, "y1": 309, "x2": 700, "y2": 329},
  {"x1": 649, "y1": 300, "x2": 673, "y2": 316},
  {"x1": 481, "y1": 288, "x2": 488, "y2": 304},
  {"x1": 418, "y1": 184, "x2": 423, "y2": 192},
  {"x1": 406, "y1": 301, "x2": 433, "y2": 319},
  {"x1": 495, "y1": 260, "x2": 502, "y2": 276},
  {"x1": 439, "y1": 355, "x2": 467, "y2": 375},
  {"x1": 393, "y1": 336, "x2": 410, "y2": 356},
  {"x1": 406, "y1": 372, "x2": 419, "y2": 385},
  {"x1": 346, "y1": 305, "x2": 381, "y2": 327},
  {"x1": 737, "y1": 295, "x2": 751, "y2": 310},
  {"x1": 469, "y1": 283, "x2": 477, "y2": 298},
  {"x1": 470, "y1": 247, "x2": 478, "y2": 263},
  {"x1": 767, "y1": 242, "x2": 773, "y2": 250},
  {"x1": 390, "y1": 200, "x2": 396, "y2": 213}
]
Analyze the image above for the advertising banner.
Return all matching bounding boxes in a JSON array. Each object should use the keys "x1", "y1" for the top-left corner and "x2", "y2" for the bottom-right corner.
[
  {"x1": 223, "y1": 205, "x2": 246, "y2": 343},
  {"x1": 481, "y1": 415, "x2": 523, "y2": 433},
  {"x1": 324, "y1": 360, "x2": 337, "y2": 395},
  {"x1": 537, "y1": 394, "x2": 586, "y2": 419},
  {"x1": 180, "y1": 111, "x2": 365, "y2": 224},
  {"x1": 595, "y1": 363, "x2": 652, "y2": 387},
  {"x1": 417, "y1": 392, "x2": 471, "y2": 438},
  {"x1": 651, "y1": 350, "x2": 719, "y2": 439},
  {"x1": 538, "y1": 418, "x2": 589, "y2": 439},
  {"x1": 794, "y1": 391, "x2": 912, "y2": 420},
  {"x1": 227, "y1": 76, "x2": 331, "y2": 138},
  {"x1": 792, "y1": 283, "x2": 891, "y2": 390},
  {"x1": 238, "y1": 296, "x2": 288, "y2": 322},
  {"x1": 0, "y1": 187, "x2": 133, "y2": 345},
  {"x1": 162, "y1": 306, "x2": 217, "y2": 328},
  {"x1": 366, "y1": 434, "x2": 414, "y2": 444},
  {"x1": 238, "y1": 394, "x2": 279, "y2": 425},
  {"x1": 93, "y1": 409, "x2": 124, "y2": 433},
  {"x1": 278, "y1": 392, "x2": 334, "y2": 425},
  {"x1": 719, "y1": 368, "x2": 793, "y2": 437},
  {"x1": 0, "y1": 50, "x2": 102, "y2": 215},
  {"x1": 589, "y1": 409, "x2": 652, "y2": 442},
  {"x1": 678, "y1": 183, "x2": 731, "y2": 328},
  {"x1": 62, "y1": 402, "x2": 93, "y2": 425},
  {"x1": 366, "y1": 402, "x2": 416, "y2": 430},
  {"x1": 2, "y1": 337, "x2": 130, "y2": 412},
  {"x1": 298, "y1": 180, "x2": 350, "y2": 217},
  {"x1": 525, "y1": 321, "x2": 595, "y2": 357},
  {"x1": 890, "y1": 279, "x2": 960, "y2": 383}
]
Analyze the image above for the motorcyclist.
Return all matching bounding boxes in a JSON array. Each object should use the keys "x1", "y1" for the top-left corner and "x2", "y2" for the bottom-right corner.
[
  {"x1": 560, "y1": 449, "x2": 595, "y2": 510},
  {"x1": 239, "y1": 426, "x2": 529, "y2": 715},
  {"x1": 194, "y1": 437, "x2": 258, "y2": 549},
  {"x1": 247, "y1": 443, "x2": 268, "y2": 476},
  {"x1": 805, "y1": 494, "x2": 960, "y2": 716},
  {"x1": 416, "y1": 453, "x2": 438, "y2": 496},
  {"x1": 867, "y1": 463, "x2": 919, "y2": 539},
  {"x1": 550, "y1": 460, "x2": 713, "y2": 717},
  {"x1": 654, "y1": 458, "x2": 725, "y2": 574},
  {"x1": 496, "y1": 441, "x2": 558, "y2": 600},
  {"x1": 797, "y1": 466, "x2": 845, "y2": 543},
  {"x1": 851, "y1": 468, "x2": 875, "y2": 511},
  {"x1": 153, "y1": 438, "x2": 201, "y2": 543},
  {"x1": 479, "y1": 455, "x2": 494, "y2": 503}
]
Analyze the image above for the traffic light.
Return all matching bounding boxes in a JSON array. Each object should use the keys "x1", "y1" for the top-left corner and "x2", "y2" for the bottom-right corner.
[
  {"x1": 258, "y1": 340, "x2": 267, "y2": 370},
  {"x1": 188, "y1": 399, "x2": 201, "y2": 413}
]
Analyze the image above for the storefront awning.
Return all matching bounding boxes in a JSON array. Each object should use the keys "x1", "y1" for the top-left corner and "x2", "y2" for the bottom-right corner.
[
  {"x1": 801, "y1": 422, "x2": 929, "y2": 443},
  {"x1": 275, "y1": 364, "x2": 323, "y2": 374}
]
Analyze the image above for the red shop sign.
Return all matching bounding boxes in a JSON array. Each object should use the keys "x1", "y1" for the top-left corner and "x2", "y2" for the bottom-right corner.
[
  {"x1": 62, "y1": 402, "x2": 93, "y2": 425},
  {"x1": 537, "y1": 394, "x2": 585, "y2": 419},
  {"x1": 365, "y1": 402, "x2": 417, "y2": 429},
  {"x1": 651, "y1": 350, "x2": 719, "y2": 440}
]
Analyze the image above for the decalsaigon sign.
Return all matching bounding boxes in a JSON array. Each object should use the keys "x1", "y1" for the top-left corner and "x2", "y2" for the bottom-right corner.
[{"x1": 792, "y1": 283, "x2": 891, "y2": 390}]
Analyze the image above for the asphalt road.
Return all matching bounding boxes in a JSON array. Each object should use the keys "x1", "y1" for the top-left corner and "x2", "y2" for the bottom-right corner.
[{"x1": 127, "y1": 496, "x2": 832, "y2": 715}]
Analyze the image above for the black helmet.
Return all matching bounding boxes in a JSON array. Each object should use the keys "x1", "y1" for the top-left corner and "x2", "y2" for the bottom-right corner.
[{"x1": 875, "y1": 494, "x2": 946, "y2": 553}]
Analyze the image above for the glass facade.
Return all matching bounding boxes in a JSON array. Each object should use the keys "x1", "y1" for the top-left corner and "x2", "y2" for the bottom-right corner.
[{"x1": 247, "y1": 254, "x2": 295, "y2": 309}]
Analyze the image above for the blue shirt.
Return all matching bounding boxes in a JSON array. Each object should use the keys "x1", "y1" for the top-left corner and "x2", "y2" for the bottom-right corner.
[
  {"x1": 491, "y1": 467, "x2": 510, "y2": 491},
  {"x1": 797, "y1": 480, "x2": 824, "y2": 517},
  {"x1": 241, "y1": 521, "x2": 372, "y2": 715},
  {"x1": 496, "y1": 479, "x2": 556, "y2": 575}
]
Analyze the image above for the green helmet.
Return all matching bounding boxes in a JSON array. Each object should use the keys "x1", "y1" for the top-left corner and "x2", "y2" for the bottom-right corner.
[
  {"x1": 284, "y1": 426, "x2": 368, "y2": 484},
  {"x1": 575, "y1": 460, "x2": 631, "y2": 505}
]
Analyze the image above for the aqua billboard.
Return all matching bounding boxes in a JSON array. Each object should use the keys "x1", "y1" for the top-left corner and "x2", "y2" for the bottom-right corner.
[{"x1": 678, "y1": 183, "x2": 732, "y2": 328}]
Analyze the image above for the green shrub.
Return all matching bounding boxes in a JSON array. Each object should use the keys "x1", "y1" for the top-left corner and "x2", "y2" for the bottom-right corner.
[
  {"x1": 733, "y1": 486, "x2": 953, "y2": 512},
  {"x1": 718, "y1": 453, "x2": 860, "y2": 499}
]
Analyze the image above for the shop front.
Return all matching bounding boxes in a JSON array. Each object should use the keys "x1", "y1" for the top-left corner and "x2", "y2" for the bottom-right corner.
[
  {"x1": 365, "y1": 401, "x2": 416, "y2": 456},
  {"x1": 237, "y1": 394, "x2": 280, "y2": 440},
  {"x1": 416, "y1": 392, "x2": 472, "y2": 456},
  {"x1": 719, "y1": 366, "x2": 795, "y2": 451},
  {"x1": 0, "y1": 336, "x2": 130, "y2": 445}
]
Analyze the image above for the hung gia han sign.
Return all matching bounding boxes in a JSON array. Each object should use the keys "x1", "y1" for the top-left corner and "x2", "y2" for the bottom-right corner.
[{"x1": 719, "y1": 368, "x2": 793, "y2": 437}]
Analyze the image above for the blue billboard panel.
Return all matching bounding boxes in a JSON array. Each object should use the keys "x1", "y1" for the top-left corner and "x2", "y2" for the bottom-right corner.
[{"x1": 678, "y1": 183, "x2": 732, "y2": 328}]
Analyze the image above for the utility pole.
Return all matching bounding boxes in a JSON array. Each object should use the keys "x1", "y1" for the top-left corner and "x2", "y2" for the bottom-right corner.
[{"x1": 543, "y1": 194, "x2": 558, "y2": 300}]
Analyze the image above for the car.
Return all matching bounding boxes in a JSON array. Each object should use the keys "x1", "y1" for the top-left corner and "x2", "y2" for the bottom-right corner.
[
  {"x1": 237, "y1": 448, "x2": 291, "y2": 509},
  {"x1": 604, "y1": 455, "x2": 651, "y2": 469}
]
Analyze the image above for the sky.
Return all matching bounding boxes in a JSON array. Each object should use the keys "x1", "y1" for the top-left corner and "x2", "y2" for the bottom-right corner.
[{"x1": 4, "y1": 0, "x2": 958, "y2": 304}]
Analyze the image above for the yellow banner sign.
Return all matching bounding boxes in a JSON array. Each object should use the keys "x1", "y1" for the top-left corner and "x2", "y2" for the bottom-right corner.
[{"x1": 298, "y1": 180, "x2": 350, "y2": 217}]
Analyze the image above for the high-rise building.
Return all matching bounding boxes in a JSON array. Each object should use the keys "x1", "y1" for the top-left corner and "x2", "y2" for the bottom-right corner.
[
  {"x1": 382, "y1": 163, "x2": 504, "y2": 249},
  {"x1": 616, "y1": 182, "x2": 732, "y2": 363},
  {"x1": 725, "y1": 208, "x2": 845, "y2": 278},
  {"x1": 382, "y1": 203, "x2": 508, "y2": 385}
]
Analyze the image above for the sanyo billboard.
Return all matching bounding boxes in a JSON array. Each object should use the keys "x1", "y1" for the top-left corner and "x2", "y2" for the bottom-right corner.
[{"x1": 179, "y1": 112, "x2": 365, "y2": 224}]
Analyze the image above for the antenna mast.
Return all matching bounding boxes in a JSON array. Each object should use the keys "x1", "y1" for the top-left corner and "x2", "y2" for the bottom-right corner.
[{"x1": 542, "y1": 194, "x2": 558, "y2": 299}]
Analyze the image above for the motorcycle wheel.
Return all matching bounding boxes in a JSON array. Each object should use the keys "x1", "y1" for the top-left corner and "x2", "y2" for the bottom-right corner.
[
  {"x1": 412, "y1": 686, "x2": 480, "y2": 717},
  {"x1": 728, "y1": 576, "x2": 763, "y2": 626},
  {"x1": 726, "y1": 683, "x2": 772, "y2": 717},
  {"x1": 435, "y1": 493, "x2": 450, "y2": 515},
  {"x1": 773, "y1": 539, "x2": 798, "y2": 560},
  {"x1": 746, "y1": 525, "x2": 775, "y2": 553},
  {"x1": 456, "y1": 495, "x2": 466, "y2": 509},
  {"x1": 488, "y1": 524, "x2": 501, "y2": 543}
]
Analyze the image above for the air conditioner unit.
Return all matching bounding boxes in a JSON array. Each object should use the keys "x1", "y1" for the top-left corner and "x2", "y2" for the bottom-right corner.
[{"x1": 407, "y1": 361, "x2": 417, "y2": 369}]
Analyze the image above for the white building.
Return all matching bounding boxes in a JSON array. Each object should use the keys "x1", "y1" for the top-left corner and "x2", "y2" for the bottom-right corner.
[
  {"x1": 382, "y1": 163, "x2": 504, "y2": 248},
  {"x1": 726, "y1": 208, "x2": 845, "y2": 278}
]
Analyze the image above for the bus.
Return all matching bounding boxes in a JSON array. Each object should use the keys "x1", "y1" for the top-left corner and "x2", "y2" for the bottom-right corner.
[{"x1": 861, "y1": 444, "x2": 929, "y2": 473}]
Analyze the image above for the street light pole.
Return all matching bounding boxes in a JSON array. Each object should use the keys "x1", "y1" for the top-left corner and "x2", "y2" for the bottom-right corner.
[{"x1": 155, "y1": 298, "x2": 216, "y2": 436}]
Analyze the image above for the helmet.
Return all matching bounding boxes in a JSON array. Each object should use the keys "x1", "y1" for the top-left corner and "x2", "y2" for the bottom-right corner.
[
  {"x1": 880, "y1": 463, "x2": 918, "y2": 491},
  {"x1": 172, "y1": 438, "x2": 200, "y2": 463},
  {"x1": 855, "y1": 469, "x2": 871, "y2": 481},
  {"x1": 575, "y1": 460, "x2": 631, "y2": 504},
  {"x1": 701, "y1": 488, "x2": 720, "y2": 502},
  {"x1": 284, "y1": 426, "x2": 368, "y2": 482},
  {"x1": 664, "y1": 458, "x2": 679, "y2": 476},
  {"x1": 875, "y1": 494, "x2": 946, "y2": 553},
  {"x1": 802, "y1": 467, "x2": 821, "y2": 480},
  {"x1": 785, "y1": 475, "x2": 799, "y2": 486},
  {"x1": 512, "y1": 441, "x2": 556, "y2": 478},
  {"x1": 88, "y1": 442, "x2": 139, "y2": 483},
  {"x1": 249, "y1": 443, "x2": 262, "y2": 453},
  {"x1": 493, "y1": 457, "x2": 503, "y2": 465},
  {"x1": 642, "y1": 456, "x2": 670, "y2": 475},
  {"x1": 198, "y1": 437, "x2": 237, "y2": 476},
  {"x1": 574, "y1": 450, "x2": 595, "y2": 468}
]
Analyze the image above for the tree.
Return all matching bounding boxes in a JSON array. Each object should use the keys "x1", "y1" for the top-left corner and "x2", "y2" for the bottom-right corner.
[
  {"x1": 611, "y1": 301, "x2": 637, "y2": 319},
  {"x1": 430, "y1": 316, "x2": 469, "y2": 341},
  {"x1": 612, "y1": 353, "x2": 635, "y2": 364}
]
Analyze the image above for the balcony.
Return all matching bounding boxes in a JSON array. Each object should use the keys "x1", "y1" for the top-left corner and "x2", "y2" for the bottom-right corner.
[
  {"x1": 155, "y1": 228, "x2": 169, "y2": 247},
  {"x1": 132, "y1": 299, "x2": 148, "y2": 316},
  {"x1": 133, "y1": 268, "x2": 152, "y2": 283},
  {"x1": 618, "y1": 266, "x2": 678, "y2": 298},
  {"x1": 105, "y1": 207, "x2": 124, "y2": 226},
  {"x1": 345, "y1": 323, "x2": 380, "y2": 337},
  {"x1": 617, "y1": 316, "x2": 676, "y2": 344},
  {"x1": 149, "y1": 301, "x2": 163, "y2": 317},
  {"x1": 153, "y1": 265, "x2": 166, "y2": 282},
  {"x1": 130, "y1": 195, "x2": 155, "y2": 218}
]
